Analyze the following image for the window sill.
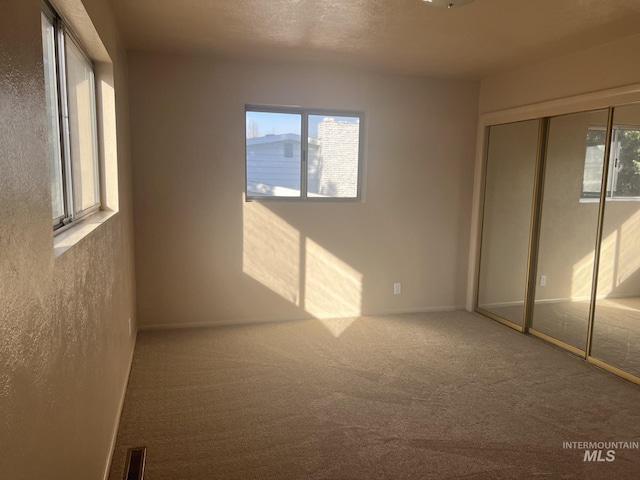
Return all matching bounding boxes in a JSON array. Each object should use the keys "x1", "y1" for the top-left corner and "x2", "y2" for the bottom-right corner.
[
  {"x1": 54, "y1": 210, "x2": 117, "y2": 258},
  {"x1": 245, "y1": 196, "x2": 362, "y2": 203}
]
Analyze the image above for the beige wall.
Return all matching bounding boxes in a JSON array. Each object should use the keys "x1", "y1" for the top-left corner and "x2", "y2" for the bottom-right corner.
[
  {"x1": 479, "y1": 33, "x2": 640, "y2": 114},
  {"x1": 0, "y1": 1, "x2": 136, "y2": 479},
  {"x1": 128, "y1": 52, "x2": 479, "y2": 327}
]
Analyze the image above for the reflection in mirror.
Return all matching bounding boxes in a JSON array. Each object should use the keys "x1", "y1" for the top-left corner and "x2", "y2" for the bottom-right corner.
[
  {"x1": 591, "y1": 103, "x2": 640, "y2": 376},
  {"x1": 477, "y1": 120, "x2": 539, "y2": 326},
  {"x1": 531, "y1": 109, "x2": 609, "y2": 351}
]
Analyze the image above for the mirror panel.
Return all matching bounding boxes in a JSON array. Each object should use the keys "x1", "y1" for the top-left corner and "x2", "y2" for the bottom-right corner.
[
  {"x1": 531, "y1": 109, "x2": 609, "y2": 351},
  {"x1": 591, "y1": 103, "x2": 640, "y2": 376},
  {"x1": 477, "y1": 120, "x2": 539, "y2": 326}
]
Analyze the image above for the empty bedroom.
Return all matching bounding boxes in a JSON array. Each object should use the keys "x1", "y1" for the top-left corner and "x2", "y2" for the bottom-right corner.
[{"x1": 1, "y1": 0, "x2": 640, "y2": 479}]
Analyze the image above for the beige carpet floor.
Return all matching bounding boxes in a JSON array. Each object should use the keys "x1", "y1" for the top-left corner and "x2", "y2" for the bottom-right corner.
[
  {"x1": 486, "y1": 297, "x2": 640, "y2": 376},
  {"x1": 108, "y1": 311, "x2": 640, "y2": 479}
]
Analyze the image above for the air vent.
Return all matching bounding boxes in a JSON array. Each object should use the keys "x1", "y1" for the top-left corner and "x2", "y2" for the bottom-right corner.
[{"x1": 123, "y1": 447, "x2": 146, "y2": 480}]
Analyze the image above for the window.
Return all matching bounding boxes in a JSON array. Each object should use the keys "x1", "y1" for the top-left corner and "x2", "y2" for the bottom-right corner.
[
  {"x1": 41, "y1": 1, "x2": 100, "y2": 230},
  {"x1": 245, "y1": 106, "x2": 363, "y2": 200},
  {"x1": 582, "y1": 126, "x2": 640, "y2": 199}
]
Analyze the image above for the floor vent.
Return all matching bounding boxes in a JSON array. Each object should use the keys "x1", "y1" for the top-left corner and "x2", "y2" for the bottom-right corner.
[{"x1": 123, "y1": 447, "x2": 146, "y2": 480}]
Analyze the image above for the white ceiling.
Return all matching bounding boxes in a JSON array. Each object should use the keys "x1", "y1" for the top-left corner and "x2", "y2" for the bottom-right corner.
[{"x1": 110, "y1": 0, "x2": 640, "y2": 79}]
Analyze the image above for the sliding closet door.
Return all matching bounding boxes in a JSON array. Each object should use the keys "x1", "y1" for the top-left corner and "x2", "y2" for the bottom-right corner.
[
  {"x1": 590, "y1": 103, "x2": 640, "y2": 376},
  {"x1": 530, "y1": 109, "x2": 609, "y2": 352},
  {"x1": 477, "y1": 120, "x2": 539, "y2": 327}
]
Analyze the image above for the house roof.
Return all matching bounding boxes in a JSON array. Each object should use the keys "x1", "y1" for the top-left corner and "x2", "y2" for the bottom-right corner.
[{"x1": 247, "y1": 134, "x2": 320, "y2": 146}]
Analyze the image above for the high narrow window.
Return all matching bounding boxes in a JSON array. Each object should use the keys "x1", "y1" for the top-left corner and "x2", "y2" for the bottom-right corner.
[
  {"x1": 245, "y1": 106, "x2": 363, "y2": 200},
  {"x1": 41, "y1": 1, "x2": 100, "y2": 230}
]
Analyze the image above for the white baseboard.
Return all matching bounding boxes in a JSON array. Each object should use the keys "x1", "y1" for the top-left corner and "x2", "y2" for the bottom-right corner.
[
  {"x1": 536, "y1": 296, "x2": 591, "y2": 304},
  {"x1": 139, "y1": 305, "x2": 467, "y2": 331},
  {"x1": 479, "y1": 300, "x2": 525, "y2": 309},
  {"x1": 370, "y1": 305, "x2": 465, "y2": 316},
  {"x1": 480, "y1": 293, "x2": 639, "y2": 310},
  {"x1": 139, "y1": 315, "x2": 308, "y2": 331},
  {"x1": 535, "y1": 293, "x2": 638, "y2": 304},
  {"x1": 102, "y1": 329, "x2": 138, "y2": 480}
]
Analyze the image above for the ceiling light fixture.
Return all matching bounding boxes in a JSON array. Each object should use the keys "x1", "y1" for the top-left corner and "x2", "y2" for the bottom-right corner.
[{"x1": 422, "y1": 0, "x2": 475, "y2": 8}]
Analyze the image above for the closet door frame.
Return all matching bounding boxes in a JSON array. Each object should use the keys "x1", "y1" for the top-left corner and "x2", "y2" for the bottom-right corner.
[{"x1": 469, "y1": 85, "x2": 640, "y2": 386}]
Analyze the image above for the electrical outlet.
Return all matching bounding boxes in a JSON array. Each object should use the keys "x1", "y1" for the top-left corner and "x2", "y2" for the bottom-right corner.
[
  {"x1": 540, "y1": 275, "x2": 547, "y2": 287},
  {"x1": 394, "y1": 282, "x2": 401, "y2": 295}
]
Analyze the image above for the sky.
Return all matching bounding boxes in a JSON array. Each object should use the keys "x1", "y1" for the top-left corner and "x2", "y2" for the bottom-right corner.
[{"x1": 246, "y1": 111, "x2": 359, "y2": 139}]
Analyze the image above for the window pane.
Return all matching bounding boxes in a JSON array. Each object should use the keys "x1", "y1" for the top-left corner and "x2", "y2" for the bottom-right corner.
[
  {"x1": 65, "y1": 37, "x2": 99, "y2": 214},
  {"x1": 246, "y1": 111, "x2": 302, "y2": 197},
  {"x1": 581, "y1": 128, "x2": 612, "y2": 198},
  {"x1": 41, "y1": 13, "x2": 65, "y2": 221},
  {"x1": 307, "y1": 115, "x2": 360, "y2": 198},
  {"x1": 613, "y1": 129, "x2": 640, "y2": 197}
]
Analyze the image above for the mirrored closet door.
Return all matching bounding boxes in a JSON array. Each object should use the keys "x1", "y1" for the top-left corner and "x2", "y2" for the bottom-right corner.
[
  {"x1": 477, "y1": 120, "x2": 539, "y2": 328},
  {"x1": 476, "y1": 102, "x2": 640, "y2": 385},
  {"x1": 530, "y1": 109, "x2": 609, "y2": 353},
  {"x1": 590, "y1": 103, "x2": 640, "y2": 378}
]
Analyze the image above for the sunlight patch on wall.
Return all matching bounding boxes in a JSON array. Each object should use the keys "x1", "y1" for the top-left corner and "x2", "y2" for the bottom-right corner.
[
  {"x1": 595, "y1": 229, "x2": 618, "y2": 296},
  {"x1": 571, "y1": 250, "x2": 595, "y2": 300},
  {"x1": 242, "y1": 205, "x2": 364, "y2": 335},
  {"x1": 618, "y1": 209, "x2": 640, "y2": 285},
  {"x1": 243, "y1": 203, "x2": 300, "y2": 305},
  {"x1": 305, "y1": 237, "x2": 362, "y2": 323},
  {"x1": 576, "y1": 209, "x2": 640, "y2": 300},
  {"x1": 96, "y1": 67, "x2": 119, "y2": 211}
]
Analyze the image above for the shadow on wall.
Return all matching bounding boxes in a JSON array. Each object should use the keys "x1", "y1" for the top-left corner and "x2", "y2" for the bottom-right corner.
[{"x1": 243, "y1": 202, "x2": 363, "y2": 337}]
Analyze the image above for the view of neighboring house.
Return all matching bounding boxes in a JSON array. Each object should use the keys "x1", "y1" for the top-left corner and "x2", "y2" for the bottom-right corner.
[{"x1": 246, "y1": 117, "x2": 360, "y2": 197}]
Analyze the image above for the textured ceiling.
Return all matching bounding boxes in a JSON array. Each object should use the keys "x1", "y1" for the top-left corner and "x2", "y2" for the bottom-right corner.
[{"x1": 110, "y1": 0, "x2": 640, "y2": 79}]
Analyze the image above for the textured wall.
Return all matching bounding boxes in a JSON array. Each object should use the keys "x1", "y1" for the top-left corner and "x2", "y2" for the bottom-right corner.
[
  {"x1": 0, "y1": 1, "x2": 136, "y2": 479},
  {"x1": 129, "y1": 52, "x2": 479, "y2": 327},
  {"x1": 479, "y1": 32, "x2": 640, "y2": 114}
]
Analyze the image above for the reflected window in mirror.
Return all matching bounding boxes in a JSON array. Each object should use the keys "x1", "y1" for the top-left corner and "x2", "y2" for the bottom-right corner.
[{"x1": 582, "y1": 126, "x2": 640, "y2": 200}]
